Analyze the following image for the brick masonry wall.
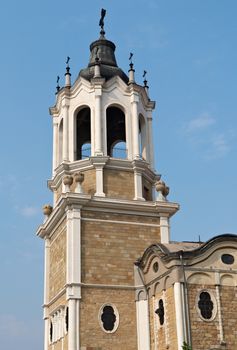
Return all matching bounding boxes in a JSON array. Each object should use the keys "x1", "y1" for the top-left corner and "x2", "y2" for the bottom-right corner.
[
  {"x1": 220, "y1": 285, "x2": 237, "y2": 349},
  {"x1": 80, "y1": 287, "x2": 137, "y2": 350},
  {"x1": 81, "y1": 210, "x2": 160, "y2": 285},
  {"x1": 103, "y1": 169, "x2": 134, "y2": 200},
  {"x1": 188, "y1": 284, "x2": 219, "y2": 350},
  {"x1": 49, "y1": 227, "x2": 66, "y2": 300},
  {"x1": 149, "y1": 288, "x2": 177, "y2": 350}
]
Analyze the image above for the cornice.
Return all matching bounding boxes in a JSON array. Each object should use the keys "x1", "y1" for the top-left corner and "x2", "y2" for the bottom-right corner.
[{"x1": 37, "y1": 193, "x2": 179, "y2": 239}]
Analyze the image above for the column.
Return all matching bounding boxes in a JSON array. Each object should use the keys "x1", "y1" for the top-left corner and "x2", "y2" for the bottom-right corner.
[
  {"x1": 160, "y1": 216, "x2": 170, "y2": 243},
  {"x1": 147, "y1": 112, "x2": 154, "y2": 168},
  {"x1": 131, "y1": 94, "x2": 140, "y2": 159},
  {"x1": 133, "y1": 170, "x2": 144, "y2": 200},
  {"x1": 63, "y1": 102, "x2": 69, "y2": 161},
  {"x1": 94, "y1": 86, "x2": 103, "y2": 156},
  {"x1": 52, "y1": 119, "x2": 58, "y2": 176},
  {"x1": 174, "y1": 282, "x2": 185, "y2": 349},
  {"x1": 66, "y1": 208, "x2": 81, "y2": 350},
  {"x1": 136, "y1": 299, "x2": 150, "y2": 350},
  {"x1": 43, "y1": 238, "x2": 50, "y2": 350}
]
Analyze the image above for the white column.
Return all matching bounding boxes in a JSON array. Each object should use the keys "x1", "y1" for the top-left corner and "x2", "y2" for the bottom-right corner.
[
  {"x1": 43, "y1": 238, "x2": 50, "y2": 350},
  {"x1": 174, "y1": 282, "x2": 185, "y2": 349},
  {"x1": 68, "y1": 299, "x2": 77, "y2": 350},
  {"x1": 216, "y1": 284, "x2": 225, "y2": 344},
  {"x1": 134, "y1": 170, "x2": 144, "y2": 200},
  {"x1": 131, "y1": 95, "x2": 140, "y2": 159},
  {"x1": 160, "y1": 216, "x2": 170, "y2": 243},
  {"x1": 52, "y1": 120, "x2": 58, "y2": 176},
  {"x1": 94, "y1": 87, "x2": 103, "y2": 156},
  {"x1": 147, "y1": 113, "x2": 154, "y2": 168},
  {"x1": 63, "y1": 103, "x2": 69, "y2": 161},
  {"x1": 66, "y1": 208, "x2": 81, "y2": 350},
  {"x1": 136, "y1": 299, "x2": 150, "y2": 350},
  {"x1": 95, "y1": 166, "x2": 105, "y2": 197}
]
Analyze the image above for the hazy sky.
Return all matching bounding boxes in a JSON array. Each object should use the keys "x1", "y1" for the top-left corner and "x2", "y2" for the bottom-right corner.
[{"x1": 0, "y1": 1, "x2": 236, "y2": 349}]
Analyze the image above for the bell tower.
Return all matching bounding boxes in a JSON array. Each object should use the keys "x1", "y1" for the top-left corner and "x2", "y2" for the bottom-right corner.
[{"x1": 37, "y1": 10, "x2": 179, "y2": 350}]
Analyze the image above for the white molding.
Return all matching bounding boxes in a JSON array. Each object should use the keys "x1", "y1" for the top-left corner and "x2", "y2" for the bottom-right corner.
[
  {"x1": 174, "y1": 282, "x2": 185, "y2": 349},
  {"x1": 136, "y1": 299, "x2": 150, "y2": 350}
]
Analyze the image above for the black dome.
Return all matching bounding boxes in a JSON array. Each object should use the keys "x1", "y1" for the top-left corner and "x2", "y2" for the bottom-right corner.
[{"x1": 79, "y1": 36, "x2": 129, "y2": 84}]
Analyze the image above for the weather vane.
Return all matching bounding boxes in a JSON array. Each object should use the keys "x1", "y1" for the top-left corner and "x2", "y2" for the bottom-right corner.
[
  {"x1": 99, "y1": 8, "x2": 106, "y2": 36},
  {"x1": 56, "y1": 76, "x2": 60, "y2": 94},
  {"x1": 129, "y1": 52, "x2": 133, "y2": 64},
  {"x1": 66, "y1": 56, "x2": 70, "y2": 66},
  {"x1": 143, "y1": 70, "x2": 148, "y2": 87}
]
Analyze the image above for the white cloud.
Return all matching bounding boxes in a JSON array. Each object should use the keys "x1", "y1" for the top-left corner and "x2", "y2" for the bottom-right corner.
[
  {"x1": 205, "y1": 133, "x2": 231, "y2": 160},
  {"x1": 20, "y1": 206, "x2": 39, "y2": 217},
  {"x1": 184, "y1": 112, "x2": 215, "y2": 133}
]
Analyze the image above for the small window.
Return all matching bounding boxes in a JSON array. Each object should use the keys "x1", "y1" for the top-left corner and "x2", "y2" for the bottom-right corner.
[
  {"x1": 50, "y1": 321, "x2": 53, "y2": 343},
  {"x1": 198, "y1": 291, "x2": 214, "y2": 320},
  {"x1": 155, "y1": 299, "x2": 164, "y2": 326},
  {"x1": 221, "y1": 254, "x2": 234, "y2": 265},
  {"x1": 99, "y1": 304, "x2": 119, "y2": 333},
  {"x1": 153, "y1": 262, "x2": 159, "y2": 273},
  {"x1": 65, "y1": 307, "x2": 69, "y2": 333}
]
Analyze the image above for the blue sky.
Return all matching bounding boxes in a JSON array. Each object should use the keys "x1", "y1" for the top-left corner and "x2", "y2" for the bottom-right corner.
[{"x1": 0, "y1": 1, "x2": 236, "y2": 349}]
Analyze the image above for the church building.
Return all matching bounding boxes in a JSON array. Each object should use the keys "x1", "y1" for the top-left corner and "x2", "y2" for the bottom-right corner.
[{"x1": 37, "y1": 10, "x2": 237, "y2": 350}]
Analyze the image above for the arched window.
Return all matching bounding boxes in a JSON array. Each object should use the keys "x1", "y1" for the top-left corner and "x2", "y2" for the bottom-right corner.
[
  {"x1": 139, "y1": 114, "x2": 146, "y2": 160},
  {"x1": 155, "y1": 299, "x2": 164, "y2": 326},
  {"x1": 58, "y1": 119, "x2": 63, "y2": 164},
  {"x1": 75, "y1": 107, "x2": 91, "y2": 160},
  {"x1": 106, "y1": 106, "x2": 126, "y2": 158},
  {"x1": 111, "y1": 141, "x2": 127, "y2": 159}
]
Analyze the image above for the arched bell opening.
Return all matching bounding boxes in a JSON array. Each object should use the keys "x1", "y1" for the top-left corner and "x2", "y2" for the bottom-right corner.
[
  {"x1": 106, "y1": 106, "x2": 126, "y2": 158},
  {"x1": 75, "y1": 107, "x2": 91, "y2": 160},
  {"x1": 139, "y1": 114, "x2": 147, "y2": 160},
  {"x1": 58, "y1": 119, "x2": 63, "y2": 164},
  {"x1": 111, "y1": 140, "x2": 127, "y2": 159}
]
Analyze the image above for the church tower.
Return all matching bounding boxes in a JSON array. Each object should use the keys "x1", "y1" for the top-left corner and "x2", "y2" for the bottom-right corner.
[{"x1": 37, "y1": 10, "x2": 179, "y2": 350}]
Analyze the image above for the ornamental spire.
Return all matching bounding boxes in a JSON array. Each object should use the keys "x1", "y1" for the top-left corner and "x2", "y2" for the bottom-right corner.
[
  {"x1": 65, "y1": 56, "x2": 71, "y2": 88},
  {"x1": 99, "y1": 8, "x2": 106, "y2": 38}
]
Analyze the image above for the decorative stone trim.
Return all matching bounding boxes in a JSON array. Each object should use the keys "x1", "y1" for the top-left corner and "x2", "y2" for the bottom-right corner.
[{"x1": 49, "y1": 306, "x2": 67, "y2": 343}]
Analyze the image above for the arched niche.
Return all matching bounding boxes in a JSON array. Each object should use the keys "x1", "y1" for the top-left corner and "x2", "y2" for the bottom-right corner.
[
  {"x1": 58, "y1": 119, "x2": 63, "y2": 164},
  {"x1": 106, "y1": 106, "x2": 126, "y2": 158},
  {"x1": 187, "y1": 272, "x2": 212, "y2": 285},
  {"x1": 220, "y1": 274, "x2": 235, "y2": 286},
  {"x1": 139, "y1": 114, "x2": 147, "y2": 160},
  {"x1": 75, "y1": 106, "x2": 91, "y2": 160}
]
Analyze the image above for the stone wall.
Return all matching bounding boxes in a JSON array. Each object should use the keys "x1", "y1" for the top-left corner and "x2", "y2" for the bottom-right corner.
[{"x1": 103, "y1": 169, "x2": 134, "y2": 200}]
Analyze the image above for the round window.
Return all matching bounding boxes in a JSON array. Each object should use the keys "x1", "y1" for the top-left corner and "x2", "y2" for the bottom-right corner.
[
  {"x1": 99, "y1": 304, "x2": 119, "y2": 333},
  {"x1": 221, "y1": 253, "x2": 234, "y2": 265}
]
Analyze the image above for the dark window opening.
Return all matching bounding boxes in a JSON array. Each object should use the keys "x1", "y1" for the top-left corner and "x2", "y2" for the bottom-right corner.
[
  {"x1": 198, "y1": 291, "x2": 213, "y2": 319},
  {"x1": 101, "y1": 305, "x2": 116, "y2": 331},
  {"x1": 50, "y1": 321, "x2": 53, "y2": 342},
  {"x1": 153, "y1": 262, "x2": 159, "y2": 273},
  {"x1": 76, "y1": 107, "x2": 91, "y2": 160},
  {"x1": 143, "y1": 186, "x2": 150, "y2": 201},
  {"x1": 106, "y1": 107, "x2": 126, "y2": 158},
  {"x1": 221, "y1": 254, "x2": 234, "y2": 265},
  {"x1": 155, "y1": 299, "x2": 164, "y2": 325},
  {"x1": 65, "y1": 307, "x2": 69, "y2": 332}
]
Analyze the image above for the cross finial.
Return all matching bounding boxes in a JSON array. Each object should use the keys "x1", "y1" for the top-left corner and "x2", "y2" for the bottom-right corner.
[
  {"x1": 129, "y1": 52, "x2": 134, "y2": 69},
  {"x1": 99, "y1": 8, "x2": 106, "y2": 37},
  {"x1": 66, "y1": 56, "x2": 70, "y2": 66},
  {"x1": 56, "y1": 76, "x2": 60, "y2": 94},
  {"x1": 143, "y1": 70, "x2": 148, "y2": 87}
]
